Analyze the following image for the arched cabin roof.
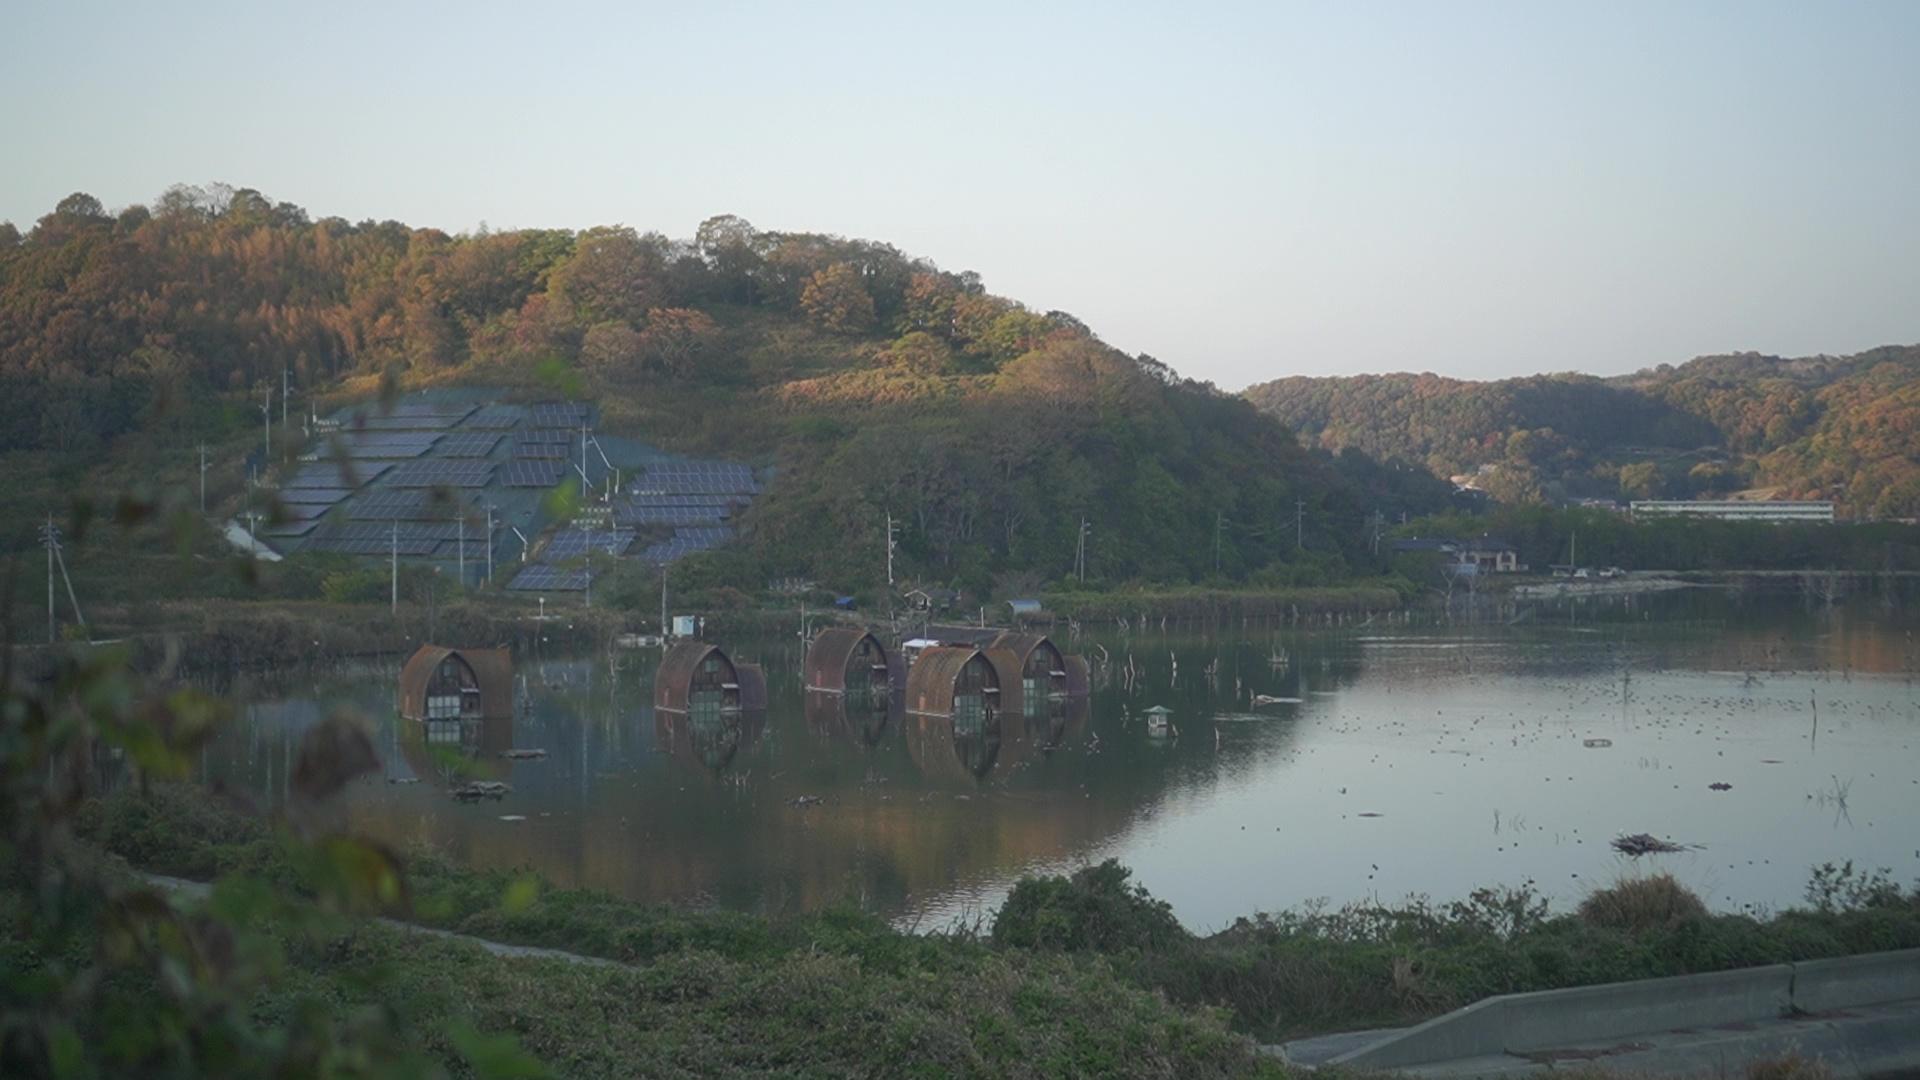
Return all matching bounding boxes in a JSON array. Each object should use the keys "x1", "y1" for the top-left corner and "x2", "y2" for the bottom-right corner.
[
  {"x1": 1063, "y1": 654, "x2": 1092, "y2": 698},
  {"x1": 982, "y1": 647, "x2": 1029, "y2": 715},
  {"x1": 804, "y1": 628, "x2": 892, "y2": 693},
  {"x1": 987, "y1": 632, "x2": 1063, "y2": 670},
  {"x1": 736, "y1": 661, "x2": 768, "y2": 711},
  {"x1": 903, "y1": 646, "x2": 999, "y2": 717},
  {"x1": 654, "y1": 641, "x2": 739, "y2": 712},
  {"x1": 397, "y1": 644, "x2": 514, "y2": 720}
]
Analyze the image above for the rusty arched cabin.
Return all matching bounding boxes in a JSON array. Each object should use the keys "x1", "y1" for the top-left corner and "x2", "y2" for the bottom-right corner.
[
  {"x1": 804, "y1": 628, "x2": 893, "y2": 698},
  {"x1": 903, "y1": 645, "x2": 1001, "y2": 725},
  {"x1": 397, "y1": 645, "x2": 514, "y2": 721},
  {"x1": 654, "y1": 641, "x2": 761, "y2": 714},
  {"x1": 985, "y1": 631, "x2": 1069, "y2": 715}
]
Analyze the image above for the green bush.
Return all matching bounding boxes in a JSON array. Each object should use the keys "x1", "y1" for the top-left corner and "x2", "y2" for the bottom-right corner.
[{"x1": 992, "y1": 860, "x2": 1188, "y2": 953}]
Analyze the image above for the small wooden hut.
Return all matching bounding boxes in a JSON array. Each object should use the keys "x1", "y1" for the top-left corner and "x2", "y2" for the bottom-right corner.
[
  {"x1": 804, "y1": 628, "x2": 893, "y2": 698},
  {"x1": 654, "y1": 641, "x2": 743, "y2": 715},
  {"x1": 903, "y1": 646, "x2": 1001, "y2": 724},
  {"x1": 397, "y1": 645, "x2": 513, "y2": 721}
]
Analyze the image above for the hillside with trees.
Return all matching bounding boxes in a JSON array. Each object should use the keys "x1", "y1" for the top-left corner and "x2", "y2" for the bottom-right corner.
[
  {"x1": 0, "y1": 185, "x2": 1454, "y2": 601},
  {"x1": 1242, "y1": 346, "x2": 1920, "y2": 518}
]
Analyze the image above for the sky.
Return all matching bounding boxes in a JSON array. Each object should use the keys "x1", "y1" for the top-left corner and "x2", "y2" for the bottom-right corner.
[{"x1": 3, "y1": 1, "x2": 1917, "y2": 387}]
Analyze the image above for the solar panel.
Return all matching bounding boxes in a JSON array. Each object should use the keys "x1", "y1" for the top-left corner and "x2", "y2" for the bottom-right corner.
[
  {"x1": 305, "y1": 534, "x2": 440, "y2": 556},
  {"x1": 619, "y1": 493, "x2": 739, "y2": 507},
  {"x1": 348, "y1": 414, "x2": 463, "y2": 431},
  {"x1": 347, "y1": 490, "x2": 475, "y2": 521},
  {"x1": 278, "y1": 488, "x2": 353, "y2": 506},
  {"x1": 312, "y1": 433, "x2": 442, "y2": 460},
  {"x1": 613, "y1": 503, "x2": 728, "y2": 527},
  {"x1": 500, "y1": 461, "x2": 565, "y2": 487},
  {"x1": 283, "y1": 462, "x2": 390, "y2": 489},
  {"x1": 314, "y1": 522, "x2": 474, "y2": 543},
  {"x1": 514, "y1": 442, "x2": 567, "y2": 460},
  {"x1": 386, "y1": 460, "x2": 495, "y2": 487},
  {"x1": 517, "y1": 429, "x2": 573, "y2": 444},
  {"x1": 432, "y1": 539, "x2": 495, "y2": 560},
  {"x1": 262, "y1": 519, "x2": 321, "y2": 537},
  {"x1": 460, "y1": 406, "x2": 526, "y2": 430},
  {"x1": 431, "y1": 433, "x2": 502, "y2": 458},
  {"x1": 506, "y1": 564, "x2": 588, "y2": 591},
  {"x1": 528, "y1": 403, "x2": 589, "y2": 427},
  {"x1": 543, "y1": 528, "x2": 637, "y2": 559},
  {"x1": 675, "y1": 526, "x2": 736, "y2": 547},
  {"x1": 270, "y1": 502, "x2": 335, "y2": 521}
]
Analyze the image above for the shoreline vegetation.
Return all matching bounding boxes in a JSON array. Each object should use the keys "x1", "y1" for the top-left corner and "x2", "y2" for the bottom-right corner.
[{"x1": 41, "y1": 780, "x2": 1920, "y2": 1077}]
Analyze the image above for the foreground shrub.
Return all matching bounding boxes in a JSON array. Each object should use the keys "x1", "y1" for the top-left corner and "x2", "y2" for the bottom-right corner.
[
  {"x1": 1577, "y1": 872, "x2": 1708, "y2": 932},
  {"x1": 992, "y1": 860, "x2": 1189, "y2": 952}
]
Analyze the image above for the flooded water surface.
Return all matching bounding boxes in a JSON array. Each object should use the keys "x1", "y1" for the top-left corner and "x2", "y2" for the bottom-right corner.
[{"x1": 200, "y1": 592, "x2": 1920, "y2": 931}]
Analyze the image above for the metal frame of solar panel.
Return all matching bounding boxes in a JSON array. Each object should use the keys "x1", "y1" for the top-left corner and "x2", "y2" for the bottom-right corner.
[
  {"x1": 507, "y1": 564, "x2": 587, "y2": 591},
  {"x1": 543, "y1": 528, "x2": 636, "y2": 559},
  {"x1": 500, "y1": 461, "x2": 564, "y2": 487},
  {"x1": 432, "y1": 433, "x2": 502, "y2": 457},
  {"x1": 284, "y1": 462, "x2": 390, "y2": 488},
  {"x1": 387, "y1": 460, "x2": 495, "y2": 487}
]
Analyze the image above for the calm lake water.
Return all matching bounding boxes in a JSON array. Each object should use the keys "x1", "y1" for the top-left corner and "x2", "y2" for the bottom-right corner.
[{"x1": 198, "y1": 590, "x2": 1920, "y2": 931}]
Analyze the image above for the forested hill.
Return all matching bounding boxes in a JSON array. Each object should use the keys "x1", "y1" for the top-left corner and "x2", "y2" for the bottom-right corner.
[
  {"x1": 1242, "y1": 346, "x2": 1920, "y2": 517},
  {"x1": 0, "y1": 185, "x2": 1453, "y2": 594}
]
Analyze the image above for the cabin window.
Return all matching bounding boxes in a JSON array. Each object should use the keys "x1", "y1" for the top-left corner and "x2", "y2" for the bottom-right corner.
[{"x1": 426, "y1": 693, "x2": 463, "y2": 719}]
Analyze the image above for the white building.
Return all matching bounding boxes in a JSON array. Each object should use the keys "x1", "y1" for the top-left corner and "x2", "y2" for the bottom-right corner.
[{"x1": 1630, "y1": 500, "x2": 1835, "y2": 524}]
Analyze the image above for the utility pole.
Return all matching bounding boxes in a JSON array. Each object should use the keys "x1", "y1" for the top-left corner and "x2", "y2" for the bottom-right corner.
[
  {"x1": 281, "y1": 367, "x2": 289, "y2": 428},
  {"x1": 1295, "y1": 499, "x2": 1306, "y2": 550},
  {"x1": 261, "y1": 386, "x2": 272, "y2": 466},
  {"x1": 42, "y1": 515, "x2": 56, "y2": 644},
  {"x1": 1371, "y1": 510, "x2": 1384, "y2": 557},
  {"x1": 885, "y1": 511, "x2": 898, "y2": 586},
  {"x1": 40, "y1": 516, "x2": 83, "y2": 643},
  {"x1": 484, "y1": 503, "x2": 495, "y2": 584},
  {"x1": 1075, "y1": 517, "x2": 1091, "y2": 582},
  {"x1": 390, "y1": 521, "x2": 398, "y2": 615},
  {"x1": 198, "y1": 444, "x2": 208, "y2": 513},
  {"x1": 1214, "y1": 511, "x2": 1225, "y2": 573},
  {"x1": 659, "y1": 564, "x2": 668, "y2": 638},
  {"x1": 456, "y1": 512, "x2": 466, "y2": 587}
]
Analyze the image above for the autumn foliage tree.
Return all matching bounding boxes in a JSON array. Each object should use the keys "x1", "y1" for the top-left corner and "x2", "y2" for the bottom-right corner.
[{"x1": 799, "y1": 264, "x2": 876, "y2": 334}]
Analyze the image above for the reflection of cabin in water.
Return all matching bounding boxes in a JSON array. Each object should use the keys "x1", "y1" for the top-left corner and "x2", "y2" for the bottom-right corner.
[
  {"x1": 903, "y1": 646, "x2": 1001, "y2": 726},
  {"x1": 397, "y1": 645, "x2": 513, "y2": 721},
  {"x1": 804, "y1": 628, "x2": 893, "y2": 698},
  {"x1": 655, "y1": 641, "x2": 766, "y2": 715}
]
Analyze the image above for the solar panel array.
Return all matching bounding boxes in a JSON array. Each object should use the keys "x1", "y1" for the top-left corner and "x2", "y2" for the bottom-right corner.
[
  {"x1": 350, "y1": 414, "x2": 464, "y2": 431},
  {"x1": 506, "y1": 563, "x2": 589, "y2": 592},
  {"x1": 347, "y1": 489, "x2": 474, "y2": 521},
  {"x1": 518, "y1": 428, "x2": 572, "y2": 444},
  {"x1": 278, "y1": 488, "x2": 353, "y2": 506},
  {"x1": 387, "y1": 460, "x2": 496, "y2": 488},
  {"x1": 633, "y1": 461, "x2": 758, "y2": 495},
  {"x1": 613, "y1": 503, "x2": 728, "y2": 527},
  {"x1": 435, "y1": 432, "x2": 502, "y2": 457},
  {"x1": 312, "y1": 433, "x2": 442, "y2": 459},
  {"x1": 543, "y1": 528, "x2": 636, "y2": 559},
  {"x1": 283, "y1": 462, "x2": 389, "y2": 488},
  {"x1": 528, "y1": 403, "x2": 589, "y2": 428},
  {"x1": 636, "y1": 525, "x2": 736, "y2": 564},
  {"x1": 460, "y1": 406, "x2": 525, "y2": 430},
  {"x1": 499, "y1": 461, "x2": 564, "y2": 487}
]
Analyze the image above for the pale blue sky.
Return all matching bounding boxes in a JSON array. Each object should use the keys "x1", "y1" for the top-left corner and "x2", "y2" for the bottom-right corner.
[{"x1": 4, "y1": 1, "x2": 1916, "y2": 386}]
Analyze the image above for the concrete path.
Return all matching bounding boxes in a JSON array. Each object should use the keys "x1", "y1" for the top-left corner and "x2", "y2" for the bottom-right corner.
[{"x1": 1270, "y1": 950, "x2": 1920, "y2": 1079}]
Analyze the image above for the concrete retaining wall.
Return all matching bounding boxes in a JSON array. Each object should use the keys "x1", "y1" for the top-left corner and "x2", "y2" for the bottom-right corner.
[{"x1": 1328, "y1": 949, "x2": 1919, "y2": 1071}]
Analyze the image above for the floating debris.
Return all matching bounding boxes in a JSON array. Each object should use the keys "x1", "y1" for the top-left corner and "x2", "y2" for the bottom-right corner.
[
  {"x1": 1357, "y1": 812, "x2": 1384, "y2": 818},
  {"x1": 451, "y1": 781, "x2": 511, "y2": 802},
  {"x1": 1252, "y1": 695, "x2": 1303, "y2": 706},
  {"x1": 790, "y1": 795, "x2": 823, "y2": 808},
  {"x1": 1611, "y1": 833, "x2": 1700, "y2": 856},
  {"x1": 498, "y1": 814, "x2": 527, "y2": 822},
  {"x1": 1583, "y1": 738, "x2": 1613, "y2": 748},
  {"x1": 387, "y1": 777, "x2": 420, "y2": 785},
  {"x1": 1708, "y1": 782, "x2": 1733, "y2": 791},
  {"x1": 500, "y1": 748, "x2": 548, "y2": 760}
]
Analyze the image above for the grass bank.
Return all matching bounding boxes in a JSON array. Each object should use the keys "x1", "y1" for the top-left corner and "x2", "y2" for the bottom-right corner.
[{"x1": 80, "y1": 784, "x2": 1920, "y2": 1049}]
